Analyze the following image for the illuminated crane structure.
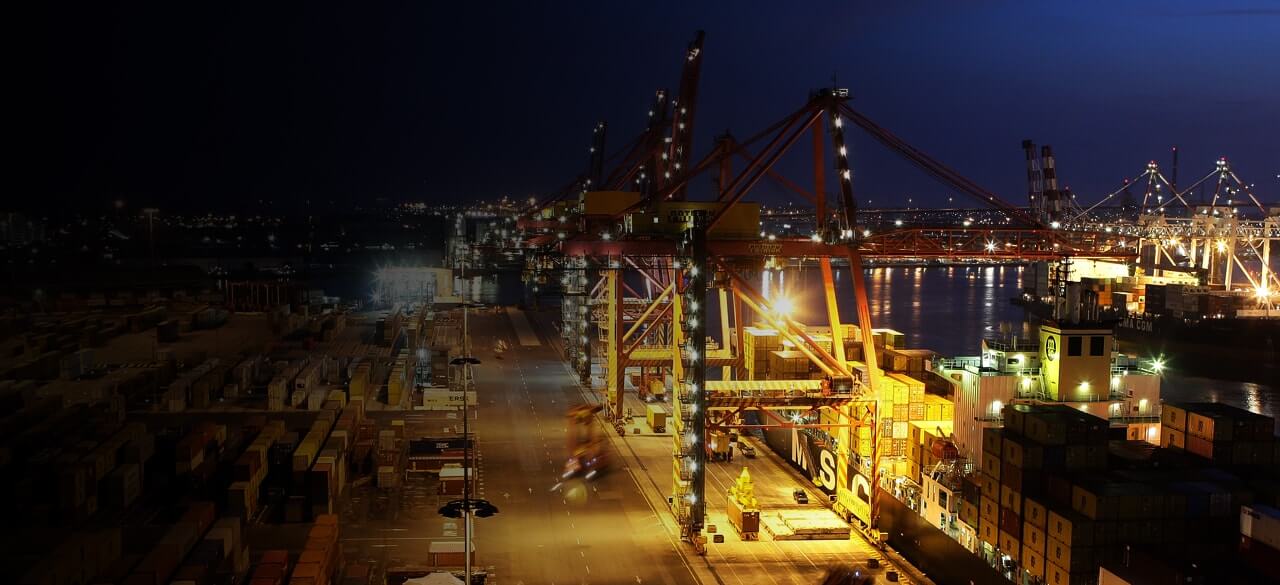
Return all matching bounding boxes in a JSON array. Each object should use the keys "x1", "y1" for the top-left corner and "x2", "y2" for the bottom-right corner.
[
  {"x1": 518, "y1": 33, "x2": 1137, "y2": 547},
  {"x1": 1065, "y1": 153, "x2": 1278, "y2": 306}
]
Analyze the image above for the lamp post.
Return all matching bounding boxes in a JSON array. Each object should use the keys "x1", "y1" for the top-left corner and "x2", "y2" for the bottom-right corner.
[
  {"x1": 436, "y1": 252, "x2": 502, "y2": 583},
  {"x1": 449, "y1": 294, "x2": 483, "y2": 583}
]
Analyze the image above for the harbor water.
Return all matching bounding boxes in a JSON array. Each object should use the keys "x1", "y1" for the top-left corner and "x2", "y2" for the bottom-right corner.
[{"x1": 768, "y1": 264, "x2": 1276, "y2": 426}]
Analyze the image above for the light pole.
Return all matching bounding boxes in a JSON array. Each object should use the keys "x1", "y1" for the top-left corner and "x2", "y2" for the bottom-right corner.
[
  {"x1": 449, "y1": 354, "x2": 480, "y2": 582},
  {"x1": 436, "y1": 239, "x2": 499, "y2": 583}
]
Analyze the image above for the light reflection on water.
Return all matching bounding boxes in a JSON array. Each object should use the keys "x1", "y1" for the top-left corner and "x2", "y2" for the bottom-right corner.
[
  {"x1": 613, "y1": 265, "x2": 1273, "y2": 429},
  {"x1": 810, "y1": 266, "x2": 1275, "y2": 428}
]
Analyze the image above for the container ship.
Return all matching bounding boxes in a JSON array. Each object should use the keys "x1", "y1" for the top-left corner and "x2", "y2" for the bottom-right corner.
[
  {"x1": 1012, "y1": 263, "x2": 1279, "y2": 382},
  {"x1": 872, "y1": 322, "x2": 1278, "y2": 584},
  {"x1": 744, "y1": 304, "x2": 1277, "y2": 583}
]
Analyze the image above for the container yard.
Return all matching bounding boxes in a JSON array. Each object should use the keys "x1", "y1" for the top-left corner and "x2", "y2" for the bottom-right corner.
[
  {"x1": 10, "y1": 10, "x2": 1279, "y2": 584},
  {"x1": 1, "y1": 293, "x2": 484, "y2": 585}
]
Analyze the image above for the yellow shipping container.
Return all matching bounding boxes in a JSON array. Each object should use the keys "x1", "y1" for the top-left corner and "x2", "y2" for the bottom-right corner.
[
  {"x1": 980, "y1": 473, "x2": 999, "y2": 500},
  {"x1": 979, "y1": 518, "x2": 999, "y2": 547},
  {"x1": 1161, "y1": 404, "x2": 1187, "y2": 431},
  {"x1": 1045, "y1": 537, "x2": 1075, "y2": 572},
  {"x1": 1001, "y1": 485, "x2": 1022, "y2": 514},
  {"x1": 583, "y1": 190, "x2": 644, "y2": 215},
  {"x1": 1046, "y1": 560, "x2": 1072, "y2": 585},
  {"x1": 999, "y1": 530, "x2": 1020, "y2": 561},
  {"x1": 1022, "y1": 545, "x2": 1046, "y2": 579},
  {"x1": 1025, "y1": 497, "x2": 1047, "y2": 529},
  {"x1": 980, "y1": 495, "x2": 1000, "y2": 522},
  {"x1": 982, "y1": 451, "x2": 1002, "y2": 480},
  {"x1": 1023, "y1": 521, "x2": 1046, "y2": 555}
]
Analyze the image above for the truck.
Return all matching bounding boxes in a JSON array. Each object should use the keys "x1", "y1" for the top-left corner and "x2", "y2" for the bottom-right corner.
[
  {"x1": 638, "y1": 374, "x2": 666, "y2": 402},
  {"x1": 564, "y1": 404, "x2": 606, "y2": 479},
  {"x1": 646, "y1": 404, "x2": 667, "y2": 433},
  {"x1": 727, "y1": 495, "x2": 760, "y2": 539}
]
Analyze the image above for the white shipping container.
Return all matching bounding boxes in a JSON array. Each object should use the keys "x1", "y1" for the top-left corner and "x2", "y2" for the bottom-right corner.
[{"x1": 1241, "y1": 505, "x2": 1280, "y2": 551}]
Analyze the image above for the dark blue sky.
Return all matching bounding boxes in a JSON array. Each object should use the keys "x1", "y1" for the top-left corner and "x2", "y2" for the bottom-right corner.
[{"x1": 19, "y1": 1, "x2": 1280, "y2": 211}]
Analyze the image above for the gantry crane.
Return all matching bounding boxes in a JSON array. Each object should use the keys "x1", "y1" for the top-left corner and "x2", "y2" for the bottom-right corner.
[{"x1": 518, "y1": 35, "x2": 1138, "y2": 548}]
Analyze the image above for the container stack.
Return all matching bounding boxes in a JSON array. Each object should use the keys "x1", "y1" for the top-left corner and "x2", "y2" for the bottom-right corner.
[
  {"x1": 251, "y1": 549, "x2": 290, "y2": 585},
  {"x1": 973, "y1": 402, "x2": 1277, "y2": 584},
  {"x1": 741, "y1": 327, "x2": 779, "y2": 380},
  {"x1": 292, "y1": 515, "x2": 342, "y2": 585},
  {"x1": 767, "y1": 350, "x2": 809, "y2": 380},
  {"x1": 1161, "y1": 402, "x2": 1276, "y2": 467},
  {"x1": 348, "y1": 361, "x2": 370, "y2": 402},
  {"x1": 906, "y1": 420, "x2": 954, "y2": 484},
  {"x1": 874, "y1": 372, "x2": 938, "y2": 461},
  {"x1": 128, "y1": 501, "x2": 216, "y2": 585},
  {"x1": 311, "y1": 402, "x2": 350, "y2": 517},
  {"x1": 229, "y1": 420, "x2": 285, "y2": 519},
  {"x1": 386, "y1": 349, "x2": 416, "y2": 407},
  {"x1": 1239, "y1": 505, "x2": 1280, "y2": 581},
  {"x1": 267, "y1": 377, "x2": 289, "y2": 411},
  {"x1": 980, "y1": 404, "x2": 1108, "y2": 585}
]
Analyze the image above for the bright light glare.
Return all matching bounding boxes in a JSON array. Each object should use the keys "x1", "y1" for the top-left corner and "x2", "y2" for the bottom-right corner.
[{"x1": 770, "y1": 295, "x2": 795, "y2": 319}]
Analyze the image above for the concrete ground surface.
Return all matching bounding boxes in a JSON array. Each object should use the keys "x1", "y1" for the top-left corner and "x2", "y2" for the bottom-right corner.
[{"x1": 336, "y1": 305, "x2": 935, "y2": 585}]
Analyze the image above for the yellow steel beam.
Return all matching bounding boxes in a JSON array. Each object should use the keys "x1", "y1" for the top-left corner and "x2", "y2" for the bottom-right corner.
[
  {"x1": 846, "y1": 249, "x2": 883, "y2": 529},
  {"x1": 718, "y1": 287, "x2": 733, "y2": 380},
  {"x1": 605, "y1": 268, "x2": 624, "y2": 420},
  {"x1": 623, "y1": 282, "x2": 675, "y2": 342},
  {"x1": 732, "y1": 289, "x2": 838, "y2": 378},
  {"x1": 819, "y1": 257, "x2": 848, "y2": 365},
  {"x1": 721, "y1": 265, "x2": 852, "y2": 379}
]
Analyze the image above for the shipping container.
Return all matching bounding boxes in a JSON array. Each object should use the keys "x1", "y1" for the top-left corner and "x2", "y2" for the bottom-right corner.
[{"x1": 1241, "y1": 504, "x2": 1280, "y2": 551}]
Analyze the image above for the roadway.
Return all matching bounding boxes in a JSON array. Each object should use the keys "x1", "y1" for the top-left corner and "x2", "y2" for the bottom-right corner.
[
  {"x1": 340, "y1": 305, "x2": 933, "y2": 584},
  {"x1": 462, "y1": 309, "x2": 699, "y2": 584}
]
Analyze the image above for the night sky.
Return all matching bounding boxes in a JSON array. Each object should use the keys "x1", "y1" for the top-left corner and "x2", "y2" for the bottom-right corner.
[{"x1": 17, "y1": 1, "x2": 1280, "y2": 212}]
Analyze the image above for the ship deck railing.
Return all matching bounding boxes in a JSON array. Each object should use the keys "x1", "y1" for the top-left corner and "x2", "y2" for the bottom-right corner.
[
  {"x1": 1015, "y1": 389, "x2": 1129, "y2": 402},
  {"x1": 1111, "y1": 363, "x2": 1160, "y2": 375},
  {"x1": 1109, "y1": 415, "x2": 1161, "y2": 424},
  {"x1": 981, "y1": 339, "x2": 1040, "y2": 352},
  {"x1": 936, "y1": 357, "x2": 1041, "y2": 378}
]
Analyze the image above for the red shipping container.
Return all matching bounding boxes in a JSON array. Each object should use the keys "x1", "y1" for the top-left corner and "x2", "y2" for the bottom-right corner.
[
  {"x1": 293, "y1": 563, "x2": 320, "y2": 576},
  {"x1": 305, "y1": 536, "x2": 330, "y2": 552},
  {"x1": 1003, "y1": 462, "x2": 1022, "y2": 492},
  {"x1": 308, "y1": 525, "x2": 338, "y2": 542},
  {"x1": 1000, "y1": 508, "x2": 1022, "y2": 538},
  {"x1": 253, "y1": 564, "x2": 285, "y2": 581},
  {"x1": 1239, "y1": 536, "x2": 1280, "y2": 581},
  {"x1": 299, "y1": 550, "x2": 328, "y2": 569},
  {"x1": 260, "y1": 550, "x2": 290, "y2": 566}
]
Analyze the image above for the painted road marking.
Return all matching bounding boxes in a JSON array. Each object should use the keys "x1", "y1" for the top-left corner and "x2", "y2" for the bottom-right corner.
[{"x1": 507, "y1": 308, "x2": 541, "y2": 346}]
